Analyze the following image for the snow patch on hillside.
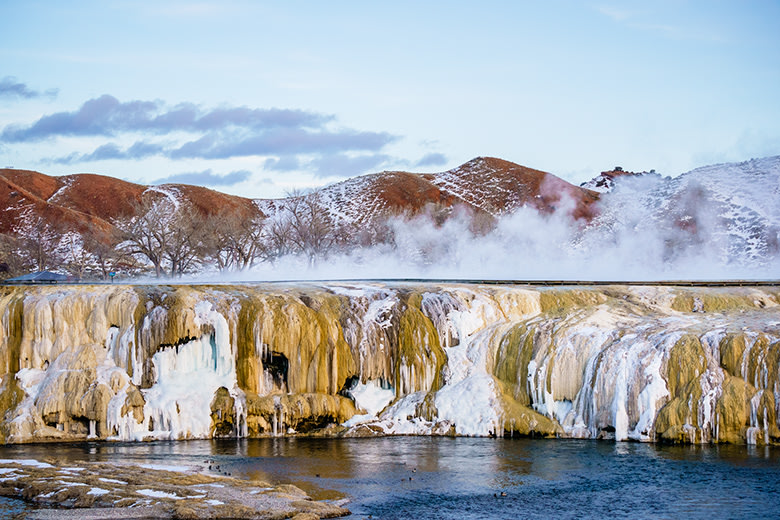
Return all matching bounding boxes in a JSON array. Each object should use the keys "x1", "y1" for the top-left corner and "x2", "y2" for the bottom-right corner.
[
  {"x1": 144, "y1": 186, "x2": 181, "y2": 209},
  {"x1": 46, "y1": 177, "x2": 74, "y2": 204},
  {"x1": 316, "y1": 174, "x2": 386, "y2": 225},
  {"x1": 432, "y1": 157, "x2": 518, "y2": 215}
]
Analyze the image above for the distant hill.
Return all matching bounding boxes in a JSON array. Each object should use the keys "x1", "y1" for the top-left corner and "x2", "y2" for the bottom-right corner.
[
  {"x1": 1, "y1": 157, "x2": 599, "y2": 243},
  {"x1": 2, "y1": 155, "x2": 777, "y2": 280},
  {"x1": 0, "y1": 168, "x2": 260, "y2": 237}
]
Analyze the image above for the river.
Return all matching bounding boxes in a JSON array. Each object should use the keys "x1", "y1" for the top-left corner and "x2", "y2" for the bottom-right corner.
[{"x1": 2, "y1": 437, "x2": 779, "y2": 519}]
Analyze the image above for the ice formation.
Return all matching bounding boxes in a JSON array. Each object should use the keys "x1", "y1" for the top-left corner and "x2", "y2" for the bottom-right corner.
[{"x1": 0, "y1": 282, "x2": 778, "y2": 444}]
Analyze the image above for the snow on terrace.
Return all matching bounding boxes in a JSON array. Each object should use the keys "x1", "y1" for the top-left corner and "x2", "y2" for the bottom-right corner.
[
  {"x1": 253, "y1": 159, "x2": 579, "y2": 229},
  {"x1": 590, "y1": 155, "x2": 780, "y2": 266},
  {"x1": 671, "y1": 156, "x2": 780, "y2": 264},
  {"x1": 225, "y1": 156, "x2": 780, "y2": 271},
  {"x1": 7, "y1": 202, "x2": 37, "y2": 234},
  {"x1": 252, "y1": 198, "x2": 278, "y2": 220}
]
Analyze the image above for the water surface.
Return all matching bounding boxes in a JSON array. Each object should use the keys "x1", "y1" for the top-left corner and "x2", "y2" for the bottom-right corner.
[{"x1": 1, "y1": 438, "x2": 778, "y2": 519}]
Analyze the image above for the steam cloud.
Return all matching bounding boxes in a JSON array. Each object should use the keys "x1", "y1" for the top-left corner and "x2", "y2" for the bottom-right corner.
[{"x1": 173, "y1": 156, "x2": 780, "y2": 283}]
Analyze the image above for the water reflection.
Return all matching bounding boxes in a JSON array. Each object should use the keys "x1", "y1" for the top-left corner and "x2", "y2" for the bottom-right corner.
[
  {"x1": 0, "y1": 497, "x2": 27, "y2": 519},
  {"x1": 1, "y1": 438, "x2": 780, "y2": 519}
]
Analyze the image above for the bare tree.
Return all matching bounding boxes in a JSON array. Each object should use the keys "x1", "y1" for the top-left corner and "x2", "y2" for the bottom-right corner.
[
  {"x1": 346, "y1": 217, "x2": 395, "y2": 249},
  {"x1": 258, "y1": 211, "x2": 296, "y2": 263},
  {"x1": 115, "y1": 193, "x2": 215, "y2": 278},
  {"x1": 12, "y1": 212, "x2": 61, "y2": 272},
  {"x1": 200, "y1": 209, "x2": 265, "y2": 272},
  {"x1": 199, "y1": 214, "x2": 234, "y2": 272},
  {"x1": 284, "y1": 192, "x2": 336, "y2": 265},
  {"x1": 163, "y1": 202, "x2": 204, "y2": 277},
  {"x1": 114, "y1": 196, "x2": 171, "y2": 277},
  {"x1": 0, "y1": 233, "x2": 32, "y2": 278},
  {"x1": 230, "y1": 213, "x2": 265, "y2": 270},
  {"x1": 82, "y1": 230, "x2": 133, "y2": 280},
  {"x1": 57, "y1": 231, "x2": 93, "y2": 279}
]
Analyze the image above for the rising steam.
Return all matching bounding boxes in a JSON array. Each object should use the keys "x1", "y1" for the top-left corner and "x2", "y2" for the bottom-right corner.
[{"x1": 179, "y1": 156, "x2": 779, "y2": 283}]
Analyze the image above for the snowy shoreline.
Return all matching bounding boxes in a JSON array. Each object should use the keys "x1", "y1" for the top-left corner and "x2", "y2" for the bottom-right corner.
[{"x1": 0, "y1": 458, "x2": 348, "y2": 519}]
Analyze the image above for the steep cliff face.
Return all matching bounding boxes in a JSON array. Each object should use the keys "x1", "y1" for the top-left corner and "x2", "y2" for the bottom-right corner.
[{"x1": 0, "y1": 283, "x2": 778, "y2": 444}]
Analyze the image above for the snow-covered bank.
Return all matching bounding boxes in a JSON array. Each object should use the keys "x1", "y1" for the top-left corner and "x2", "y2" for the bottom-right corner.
[{"x1": 0, "y1": 458, "x2": 348, "y2": 519}]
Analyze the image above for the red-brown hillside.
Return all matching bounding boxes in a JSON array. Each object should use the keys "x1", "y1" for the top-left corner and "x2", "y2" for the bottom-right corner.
[
  {"x1": 49, "y1": 174, "x2": 147, "y2": 221},
  {"x1": 0, "y1": 169, "x2": 118, "y2": 236},
  {"x1": 2, "y1": 158, "x2": 600, "y2": 249},
  {"x1": 256, "y1": 157, "x2": 600, "y2": 226},
  {"x1": 0, "y1": 169, "x2": 262, "y2": 240},
  {"x1": 430, "y1": 157, "x2": 599, "y2": 220},
  {"x1": 259, "y1": 170, "x2": 462, "y2": 226}
]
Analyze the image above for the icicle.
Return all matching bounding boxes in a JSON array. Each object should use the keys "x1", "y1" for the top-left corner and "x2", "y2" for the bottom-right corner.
[{"x1": 747, "y1": 390, "x2": 764, "y2": 445}]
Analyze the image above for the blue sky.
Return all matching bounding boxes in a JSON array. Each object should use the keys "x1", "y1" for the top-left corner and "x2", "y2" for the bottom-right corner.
[{"x1": 1, "y1": 1, "x2": 779, "y2": 198}]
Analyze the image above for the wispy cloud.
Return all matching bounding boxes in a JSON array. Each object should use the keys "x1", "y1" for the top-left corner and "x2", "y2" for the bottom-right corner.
[
  {"x1": 264, "y1": 156, "x2": 301, "y2": 172},
  {"x1": 593, "y1": 4, "x2": 723, "y2": 42},
  {"x1": 2, "y1": 95, "x2": 330, "y2": 142},
  {"x1": 415, "y1": 152, "x2": 448, "y2": 168},
  {"x1": 51, "y1": 140, "x2": 168, "y2": 164},
  {"x1": 312, "y1": 153, "x2": 391, "y2": 178},
  {"x1": 595, "y1": 5, "x2": 637, "y2": 22},
  {"x1": 151, "y1": 168, "x2": 251, "y2": 186},
  {"x1": 168, "y1": 128, "x2": 395, "y2": 160},
  {"x1": 15, "y1": 95, "x2": 401, "y2": 170},
  {"x1": 0, "y1": 77, "x2": 58, "y2": 100}
]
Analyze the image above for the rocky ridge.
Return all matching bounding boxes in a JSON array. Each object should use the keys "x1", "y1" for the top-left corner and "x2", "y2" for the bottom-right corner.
[{"x1": 1, "y1": 157, "x2": 598, "y2": 247}]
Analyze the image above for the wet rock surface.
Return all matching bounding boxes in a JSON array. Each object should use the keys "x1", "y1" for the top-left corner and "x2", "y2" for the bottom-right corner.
[
  {"x1": 0, "y1": 458, "x2": 349, "y2": 519},
  {"x1": 1, "y1": 283, "x2": 779, "y2": 445}
]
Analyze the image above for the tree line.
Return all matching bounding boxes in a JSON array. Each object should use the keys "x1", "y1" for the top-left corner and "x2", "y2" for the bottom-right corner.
[{"x1": 0, "y1": 191, "x2": 401, "y2": 280}]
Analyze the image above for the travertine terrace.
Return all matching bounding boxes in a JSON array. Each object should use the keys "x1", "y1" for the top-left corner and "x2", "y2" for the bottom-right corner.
[{"x1": 1, "y1": 282, "x2": 778, "y2": 445}]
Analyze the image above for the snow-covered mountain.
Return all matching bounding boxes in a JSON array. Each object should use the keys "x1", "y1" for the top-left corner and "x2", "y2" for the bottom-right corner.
[
  {"x1": 255, "y1": 156, "x2": 599, "y2": 226},
  {"x1": 581, "y1": 156, "x2": 780, "y2": 271},
  {"x1": 1, "y1": 157, "x2": 596, "y2": 237},
  {"x1": 1, "y1": 155, "x2": 778, "y2": 279}
]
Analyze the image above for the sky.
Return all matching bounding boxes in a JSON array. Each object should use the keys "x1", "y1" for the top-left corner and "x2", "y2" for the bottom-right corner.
[{"x1": 1, "y1": 0, "x2": 779, "y2": 199}]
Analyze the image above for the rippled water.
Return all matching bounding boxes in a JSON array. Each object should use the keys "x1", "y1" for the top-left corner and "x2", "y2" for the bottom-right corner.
[{"x1": 2, "y1": 438, "x2": 779, "y2": 519}]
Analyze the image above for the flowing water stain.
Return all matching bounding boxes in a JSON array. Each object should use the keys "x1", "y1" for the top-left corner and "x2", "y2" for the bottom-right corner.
[{"x1": 1, "y1": 283, "x2": 779, "y2": 446}]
